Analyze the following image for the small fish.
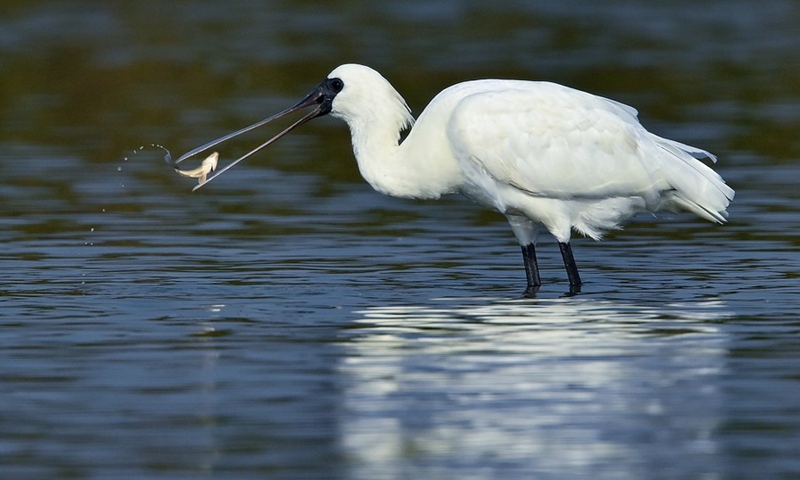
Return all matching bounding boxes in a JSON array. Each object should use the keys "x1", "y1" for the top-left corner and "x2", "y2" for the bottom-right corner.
[{"x1": 173, "y1": 152, "x2": 219, "y2": 186}]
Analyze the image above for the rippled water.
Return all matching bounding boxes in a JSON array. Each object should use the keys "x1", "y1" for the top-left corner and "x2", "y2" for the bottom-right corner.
[{"x1": 2, "y1": 1, "x2": 800, "y2": 479}]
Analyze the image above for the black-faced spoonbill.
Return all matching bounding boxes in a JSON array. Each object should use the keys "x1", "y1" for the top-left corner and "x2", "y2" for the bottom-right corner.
[{"x1": 173, "y1": 64, "x2": 734, "y2": 293}]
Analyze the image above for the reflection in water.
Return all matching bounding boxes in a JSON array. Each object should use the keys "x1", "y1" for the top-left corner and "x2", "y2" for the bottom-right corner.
[
  {"x1": 340, "y1": 297, "x2": 731, "y2": 478},
  {"x1": 193, "y1": 317, "x2": 224, "y2": 475}
]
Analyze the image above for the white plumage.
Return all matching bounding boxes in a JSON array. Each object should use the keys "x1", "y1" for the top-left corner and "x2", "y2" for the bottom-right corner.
[{"x1": 175, "y1": 63, "x2": 734, "y2": 292}]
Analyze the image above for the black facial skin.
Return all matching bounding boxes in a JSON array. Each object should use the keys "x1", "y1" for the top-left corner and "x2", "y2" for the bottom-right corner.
[{"x1": 314, "y1": 77, "x2": 344, "y2": 116}]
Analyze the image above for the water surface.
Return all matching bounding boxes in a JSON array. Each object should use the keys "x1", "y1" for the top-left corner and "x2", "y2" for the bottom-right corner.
[{"x1": 1, "y1": 1, "x2": 799, "y2": 479}]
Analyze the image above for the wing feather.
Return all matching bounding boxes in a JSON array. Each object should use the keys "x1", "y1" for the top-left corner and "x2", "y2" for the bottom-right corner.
[{"x1": 447, "y1": 82, "x2": 665, "y2": 201}]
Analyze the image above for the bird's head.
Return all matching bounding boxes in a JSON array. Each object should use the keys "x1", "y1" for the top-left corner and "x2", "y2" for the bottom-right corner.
[{"x1": 324, "y1": 64, "x2": 413, "y2": 131}]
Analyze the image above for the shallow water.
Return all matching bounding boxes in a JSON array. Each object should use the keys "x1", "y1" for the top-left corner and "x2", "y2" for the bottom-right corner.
[{"x1": 2, "y1": 1, "x2": 800, "y2": 479}]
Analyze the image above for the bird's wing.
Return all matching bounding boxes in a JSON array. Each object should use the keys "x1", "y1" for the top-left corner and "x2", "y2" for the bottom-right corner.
[{"x1": 446, "y1": 81, "x2": 670, "y2": 200}]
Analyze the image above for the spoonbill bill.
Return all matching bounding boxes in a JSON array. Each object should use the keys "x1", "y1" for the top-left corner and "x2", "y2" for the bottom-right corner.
[{"x1": 173, "y1": 64, "x2": 734, "y2": 292}]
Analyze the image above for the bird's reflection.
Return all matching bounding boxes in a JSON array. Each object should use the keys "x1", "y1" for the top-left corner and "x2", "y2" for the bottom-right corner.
[{"x1": 338, "y1": 296, "x2": 730, "y2": 478}]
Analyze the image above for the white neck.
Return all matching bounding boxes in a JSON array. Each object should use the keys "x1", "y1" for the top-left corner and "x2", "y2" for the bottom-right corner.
[
  {"x1": 325, "y1": 64, "x2": 462, "y2": 199},
  {"x1": 339, "y1": 106, "x2": 461, "y2": 200}
]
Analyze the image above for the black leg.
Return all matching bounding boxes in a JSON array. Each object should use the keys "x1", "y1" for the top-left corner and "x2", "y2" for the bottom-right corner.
[
  {"x1": 521, "y1": 243, "x2": 541, "y2": 291},
  {"x1": 558, "y1": 242, "x2": 582, "y2": 290}
]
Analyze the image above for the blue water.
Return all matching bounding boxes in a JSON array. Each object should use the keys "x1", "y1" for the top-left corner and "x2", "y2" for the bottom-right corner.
[{"x1": 2, "y1": 1, "x2": 800, "y2": 479}]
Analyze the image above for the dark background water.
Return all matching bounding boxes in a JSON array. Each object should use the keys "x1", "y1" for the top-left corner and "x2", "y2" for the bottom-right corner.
[{"x1": 2, "y1": 1, "x2": 799, "y2": 479}]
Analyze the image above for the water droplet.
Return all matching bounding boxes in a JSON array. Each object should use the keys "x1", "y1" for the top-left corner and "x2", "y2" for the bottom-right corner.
[
  {"x1": 90, "y1": 227, "x2": 95, "y2": 232},
  {"x1": 117, "y1": 166, "x2": 123, "y2": 172}
]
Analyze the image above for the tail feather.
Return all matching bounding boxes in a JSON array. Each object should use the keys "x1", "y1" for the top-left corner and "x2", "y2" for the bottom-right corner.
[{"x1": 651, "y1": 135, "x2": 734, "y2": 223}]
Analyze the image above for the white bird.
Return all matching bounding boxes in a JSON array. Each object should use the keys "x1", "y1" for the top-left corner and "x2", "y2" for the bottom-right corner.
[{"x1": 174, "y1": 64, "x2": 734, "y2": 293}]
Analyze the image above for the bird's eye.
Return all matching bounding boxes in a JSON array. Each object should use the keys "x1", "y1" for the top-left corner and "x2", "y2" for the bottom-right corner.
[{"x1": 329, "y1": 78, "x2": 344, "y2": 93}]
